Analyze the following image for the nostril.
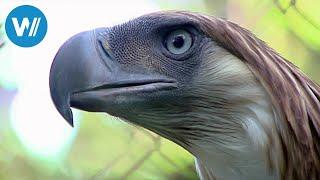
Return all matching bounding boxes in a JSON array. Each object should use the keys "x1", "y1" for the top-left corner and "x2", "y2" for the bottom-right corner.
[
  {"x1": 94, "y1": 32, "x2": 118, "y2": 72},
  {"x1": 99, "y1": 40, "x2": 112, "y2": 60},
  {"x1": 94, "y1": 29, "x2": 113, "y2": 60}
]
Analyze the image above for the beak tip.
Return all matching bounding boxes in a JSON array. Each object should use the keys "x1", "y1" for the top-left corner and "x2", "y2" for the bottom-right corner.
[
  {"x1": 65, "y1": 117, "x2": 74, "y2": 127},
  {"x1": 68, "y1": 120, "x2": 74, "y2": 127},
  {"x1": 63, "y1": 107, "x2": 75, "y2": 127}
]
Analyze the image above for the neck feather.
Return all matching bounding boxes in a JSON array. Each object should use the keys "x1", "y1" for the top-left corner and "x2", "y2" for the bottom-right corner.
[{"x1": 187, "y1": 45, "x2": 283, "y2": 179}]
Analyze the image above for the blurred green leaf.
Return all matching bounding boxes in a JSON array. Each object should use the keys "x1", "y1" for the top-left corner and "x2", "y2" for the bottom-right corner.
[{"x1": 0, "y1": 22, "x2": 5, "y2": 48}]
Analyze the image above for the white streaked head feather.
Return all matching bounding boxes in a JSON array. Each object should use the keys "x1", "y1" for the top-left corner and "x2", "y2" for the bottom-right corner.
[{"x1": 189, "y1": 41, "x2": 282, "y2": 179}]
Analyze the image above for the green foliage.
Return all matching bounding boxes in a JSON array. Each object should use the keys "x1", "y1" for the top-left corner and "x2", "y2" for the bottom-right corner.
[
  {"x1": 66, "y1": 113, "x2": 197, "y2": 179},
  {"x1": 0, "y1": 22, "x2": 5, "y2": 48}
]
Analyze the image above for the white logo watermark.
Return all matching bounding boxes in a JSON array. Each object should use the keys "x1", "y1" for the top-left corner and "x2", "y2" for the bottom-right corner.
[{"x1": 11, "y1": 17, "x2": 41, "y2": 37}]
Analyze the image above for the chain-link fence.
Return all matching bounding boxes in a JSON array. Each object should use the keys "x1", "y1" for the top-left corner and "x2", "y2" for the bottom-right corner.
[{"x1": 89, "y1": 126, "x2": 196, "y2": 180}]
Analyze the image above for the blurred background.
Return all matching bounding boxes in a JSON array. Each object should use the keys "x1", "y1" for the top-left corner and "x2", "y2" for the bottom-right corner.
[{"x1": 0, "y1": 0, "x2": 319, "y2": 179}]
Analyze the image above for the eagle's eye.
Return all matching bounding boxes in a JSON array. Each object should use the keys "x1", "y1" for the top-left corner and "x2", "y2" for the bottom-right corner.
[{"x1": 165, "y1": 29, "x2": 192, "y2": 55}]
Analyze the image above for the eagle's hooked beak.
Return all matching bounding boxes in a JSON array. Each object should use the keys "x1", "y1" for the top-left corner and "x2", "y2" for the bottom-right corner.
[{"x1": 49, "y1": 29, "x2": 177, "y2": 127}]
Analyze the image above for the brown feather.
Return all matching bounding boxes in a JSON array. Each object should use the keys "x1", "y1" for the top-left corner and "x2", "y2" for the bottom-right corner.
[{"x1": 148, "y1": 11, "x2": 320, "y2": 179}]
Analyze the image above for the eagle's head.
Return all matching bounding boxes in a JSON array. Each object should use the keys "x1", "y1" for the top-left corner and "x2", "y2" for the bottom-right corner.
[{"x1": 49, "y1": 11, "x2": 320, "y2": 179}]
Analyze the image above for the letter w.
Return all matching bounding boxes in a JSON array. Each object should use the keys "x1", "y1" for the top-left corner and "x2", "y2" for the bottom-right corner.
[{"x1": 12, "y1": 17, "x2": 41, "y2": 37}]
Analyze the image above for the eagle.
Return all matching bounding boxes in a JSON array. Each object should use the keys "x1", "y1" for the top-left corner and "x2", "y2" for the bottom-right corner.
[{"x1": 49, "y1": 11, "x2": 320, "y2": 179}]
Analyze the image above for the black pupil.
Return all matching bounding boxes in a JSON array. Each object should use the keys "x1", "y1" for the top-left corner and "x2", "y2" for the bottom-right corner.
[{"x1": 172, "y1": 35, "x2": 185, "y2": 48}]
